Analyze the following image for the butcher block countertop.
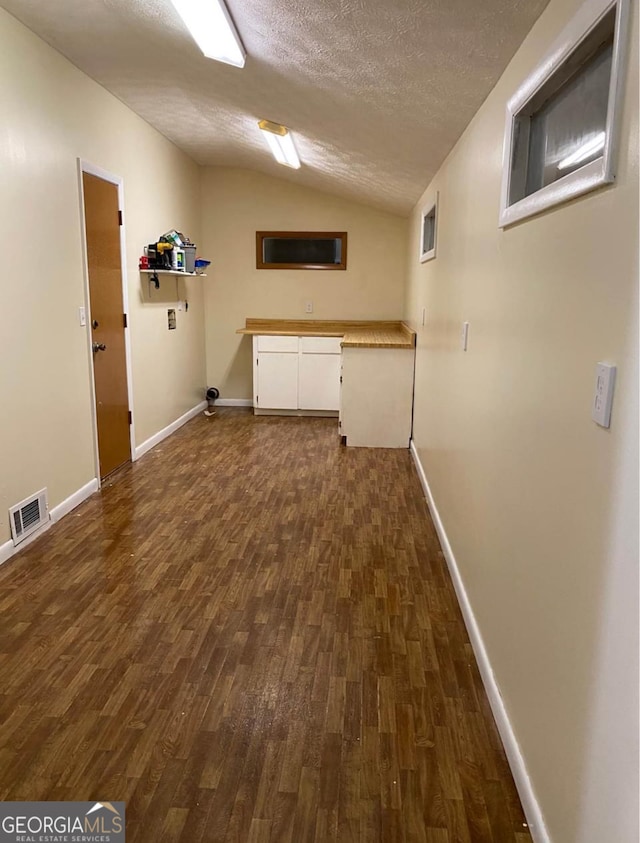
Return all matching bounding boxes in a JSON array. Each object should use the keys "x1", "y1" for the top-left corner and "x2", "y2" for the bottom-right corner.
[{"x1": 237, "y1": 318, "x2": 416, "y2": 349}]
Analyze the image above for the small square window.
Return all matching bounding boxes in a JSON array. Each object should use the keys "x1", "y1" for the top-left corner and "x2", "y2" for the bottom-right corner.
[
  {"x1": 420, "y1": 193, "x2": 439, "y2": 262},
  {"x1": 499, "y1": 0, "x2": 629, "y2": 227}
]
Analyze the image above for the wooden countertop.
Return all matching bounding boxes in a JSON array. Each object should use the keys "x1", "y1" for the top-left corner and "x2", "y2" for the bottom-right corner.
[{"x1": 237, "y1": 319, "x2": 416, "y2": 349}]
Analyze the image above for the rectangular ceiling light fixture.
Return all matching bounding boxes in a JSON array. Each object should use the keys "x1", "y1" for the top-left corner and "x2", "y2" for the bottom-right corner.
[
  {"x1": 170, "y1": 0, "x2": 246, "y2": 68},
  {"x1": 258, "y1": 120, "x2": 301, "y2": 169}
]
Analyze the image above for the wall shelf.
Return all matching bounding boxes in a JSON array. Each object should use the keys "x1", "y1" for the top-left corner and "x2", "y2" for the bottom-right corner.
[{"x1": 140, "y1": 269, "x2": 207, "y2": 277}]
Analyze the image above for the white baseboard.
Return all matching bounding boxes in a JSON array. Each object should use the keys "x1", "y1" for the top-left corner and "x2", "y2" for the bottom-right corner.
[
  {"x1": 134, "y1": 401, "x2": 207, "y2": 460},
  {"x1": 254, "y1": 408, "x2": 338, "y2": 417},
  {"x1": 0, "y1": 524, "x2": 50, "y2": 566},
  {"x1": 0, "y1": 477, "x2": 99, "y2": 569},
  {"x1": 216, "y1": 398, "x2": 253, "y2": 407},
  {"x1": 50, "y1": 478, "x2": 99, "y2": 523},
  {"x1": 0, "y1": 539, "x2": 15, "y2": 567},
  {"x1": 409, "y1": 440, "x2": 551, "y2": 843}
]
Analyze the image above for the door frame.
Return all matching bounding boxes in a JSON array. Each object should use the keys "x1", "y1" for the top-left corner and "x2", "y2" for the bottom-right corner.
[{"x1": 77, "y1": 159, "x2": 136, "y2": 486}]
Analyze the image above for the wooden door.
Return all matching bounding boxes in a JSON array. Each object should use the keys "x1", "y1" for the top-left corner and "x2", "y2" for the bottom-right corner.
[{"x1": 82, "y1": 172, "x2": 131, "y2": 479}]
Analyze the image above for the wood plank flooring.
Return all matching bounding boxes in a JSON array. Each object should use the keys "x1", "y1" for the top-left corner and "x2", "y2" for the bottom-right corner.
[{"x1": 0, "y1": 409, "x2": 532, "y2": 842}]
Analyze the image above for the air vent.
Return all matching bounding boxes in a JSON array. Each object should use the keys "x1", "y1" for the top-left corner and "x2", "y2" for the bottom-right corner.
[{"x1": 9, "y1": 488, "x2": 48, "y2": 546}]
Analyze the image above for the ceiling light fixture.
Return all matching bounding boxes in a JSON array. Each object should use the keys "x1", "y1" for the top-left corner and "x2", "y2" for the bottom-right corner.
[
  {"x1": 258, "y1": 120, "x2": 301, "y2": 169},
  {"x1": 557, "y1": 131, "x2": 606, "y2": 171},
  {"x1": 170, "y1": 0, "x2": 246, "y2": 68}
]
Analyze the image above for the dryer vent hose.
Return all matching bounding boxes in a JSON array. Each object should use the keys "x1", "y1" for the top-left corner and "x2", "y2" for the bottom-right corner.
[{"x1": 205, "y1": 386, "x2": 219, "y2": 417}]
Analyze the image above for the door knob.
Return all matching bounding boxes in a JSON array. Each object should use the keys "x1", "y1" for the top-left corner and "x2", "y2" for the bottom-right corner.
[{"x1": 92, "y1": 342, "x2": 107, "y2": 352}]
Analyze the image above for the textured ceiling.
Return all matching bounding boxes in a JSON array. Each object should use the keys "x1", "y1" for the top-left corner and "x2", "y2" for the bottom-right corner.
[{"x1": 2, "y1": 0, "x2": 549, "y2": 215}]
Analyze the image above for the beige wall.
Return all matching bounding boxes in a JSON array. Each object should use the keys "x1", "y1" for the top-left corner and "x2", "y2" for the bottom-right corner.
[
  {"x1": 404, "y1": 0, "x2": 639, "y2": 841},
  {"x1": 0, "y1": 8, "x2": 205, "y2": 546},
  {"x1": 201, "y1": 168, "x2": 408, "y2": 398},
  {"x1": 2, "y1": 4, "x2": 638, "y2": 838}
]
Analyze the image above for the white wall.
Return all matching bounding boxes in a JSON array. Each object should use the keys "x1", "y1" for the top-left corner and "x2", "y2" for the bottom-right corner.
[
  {"x1": 404, "y1": 0, "x2": 639, "y2": 840},
  {"x1": 201, "y1": 168, "x2": 408, "y2": 399},
  {"x1": 0, "y1": 8, "x2": 206, "y2": 546}
]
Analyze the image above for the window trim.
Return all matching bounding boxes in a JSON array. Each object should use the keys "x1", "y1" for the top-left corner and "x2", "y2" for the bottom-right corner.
[
  {"x1": 419, "y1": 192, "x2": 439, "y2": 263},
  {"x1": 256, "y1": 231, "x2": 348, "y2": 270},
  {"x1": 498, "y1": 0, "x2": 629, "y2": 228}
]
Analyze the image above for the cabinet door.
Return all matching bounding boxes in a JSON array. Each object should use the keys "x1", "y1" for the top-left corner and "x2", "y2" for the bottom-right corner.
[
  {"x1": 298, "y1": 353, "x2": 342, "y2": 410},
  {"x1": 256, "y1": 353, "x2": 299, "y2": 409}
]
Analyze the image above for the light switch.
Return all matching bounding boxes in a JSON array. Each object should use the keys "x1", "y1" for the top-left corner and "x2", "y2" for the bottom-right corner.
[
  {"x1": 422, "y1": 307, "x2": 426, "y2": 327},
  {"x1": 79, "y1": 306, "x2": 86, "y2": 327},
  {"x1": 461, "y1": 321, "x2": 470, "y2": 351},
  {"x1": 592, "y1": 362, "x2": 616, "y2": 428}
]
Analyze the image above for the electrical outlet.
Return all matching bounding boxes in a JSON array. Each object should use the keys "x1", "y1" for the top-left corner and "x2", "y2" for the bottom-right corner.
[
  {"x1": 592, "y1": 362, "x2": 616, "y2": 427},
  {"x1": 305, "y1": 301, "x2": 313, "y2": 314}
]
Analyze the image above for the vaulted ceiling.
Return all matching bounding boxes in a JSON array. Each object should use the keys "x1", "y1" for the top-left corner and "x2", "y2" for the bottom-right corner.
[{"x1": 1, "y1": 0, "x2": 549, "y2": 214}]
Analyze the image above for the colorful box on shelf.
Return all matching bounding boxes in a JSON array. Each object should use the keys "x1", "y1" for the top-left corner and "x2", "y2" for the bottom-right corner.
[{"x1": 139, "y1": 244, "x2": 210, "y2": 276}]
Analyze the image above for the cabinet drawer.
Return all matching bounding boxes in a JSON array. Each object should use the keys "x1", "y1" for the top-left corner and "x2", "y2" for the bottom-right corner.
[
  {"x1": 257, "y1": 335, "x2": 299, "y2": 353},
  {"x1": 300, "y1": 336, "x2": 342, "y2": 354}
]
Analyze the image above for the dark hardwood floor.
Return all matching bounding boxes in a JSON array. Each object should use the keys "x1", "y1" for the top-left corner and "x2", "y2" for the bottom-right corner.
[{"x1": 0, "y1": 409, "x2": 532, "y2": 842}]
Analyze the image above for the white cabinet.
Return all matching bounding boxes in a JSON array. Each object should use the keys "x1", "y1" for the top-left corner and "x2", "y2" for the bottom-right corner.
[
  {"x1": 298, "y1": 354, "x2": 341, "y2": 410},
  {"x1": 256, "y1": 352, "x2": 299, "y2": 409},
  {"x1": 251, "y1": 334, "x2": 415, "y2": 446},
  {"x1": 341, "y1": 347, "x2": 415, "y2": 448},
  {"x1": 253, "y1": 335, "x2": 342, "y2": 414},
  {"x1": 298, "y1": 337, "x2": 342, "y2": 411}
]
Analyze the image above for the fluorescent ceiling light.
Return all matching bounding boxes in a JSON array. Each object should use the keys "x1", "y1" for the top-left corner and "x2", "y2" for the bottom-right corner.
[
  {"x1": 170, "y1": 0, "x2": 246, "y2": 68},
  {"x1": 258, "y1": 120, "x2": 301, "y2": 169},
  {"x1": 557, "y1": 131, "x2": 606, "y2": 171}
]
